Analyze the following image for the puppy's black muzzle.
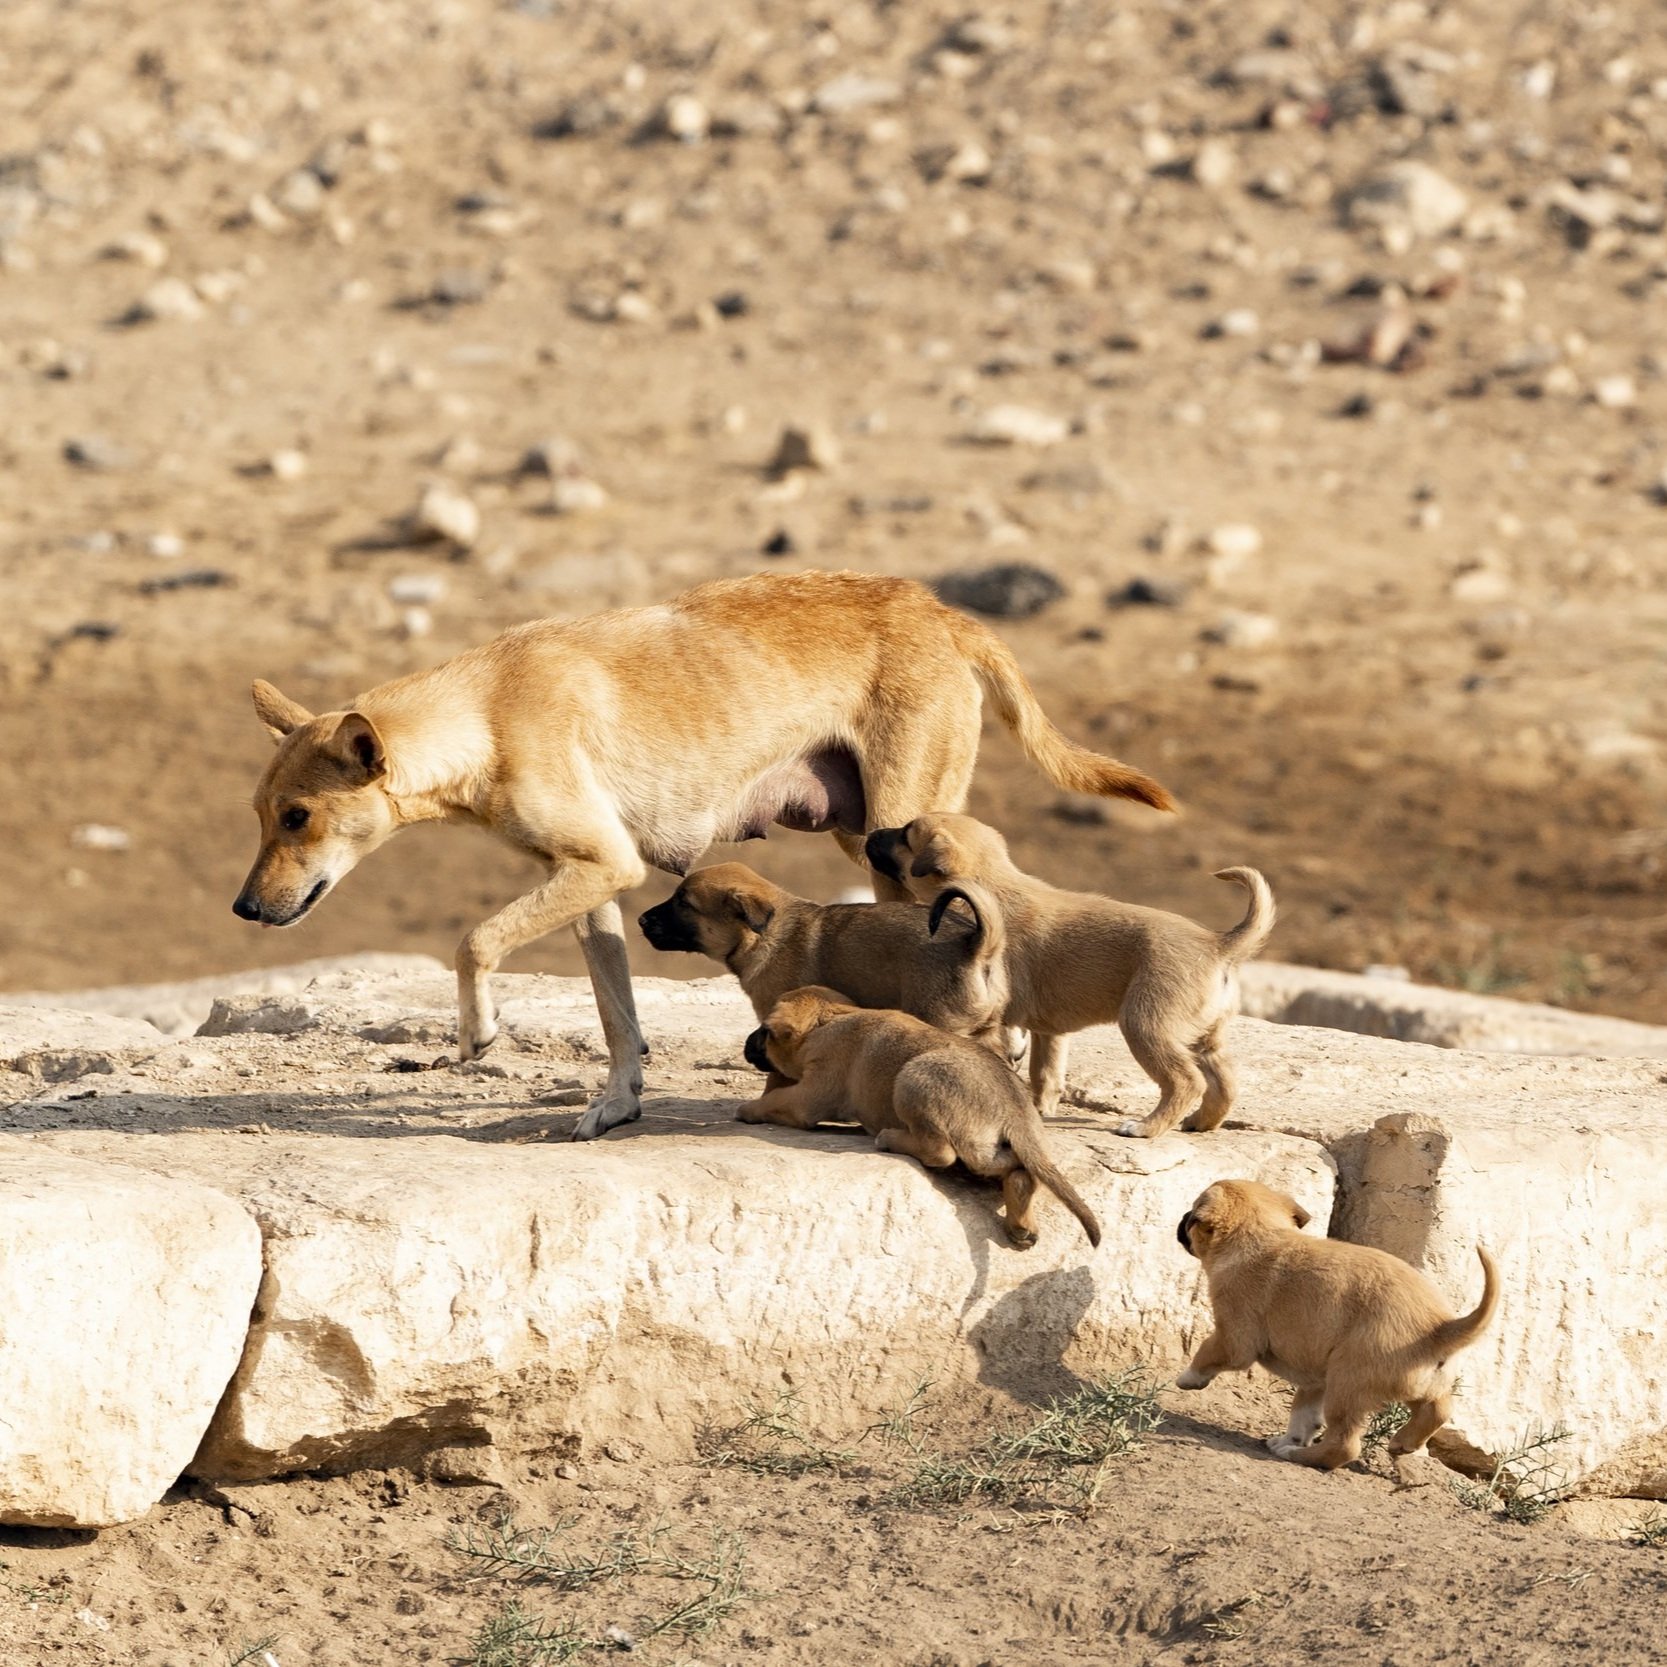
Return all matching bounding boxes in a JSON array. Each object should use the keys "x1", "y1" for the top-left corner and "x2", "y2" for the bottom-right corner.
[
  {"x1": 865, "y1": 826, "x2": 906, "y2": 883},
  {"x1": 743, "y1": 1026, "x2": 773, "y2": 1073},
  {"x1": 1176, "y1": 1211, "x2": 1198, "y2": 1255},
  {"x1": 638, "y1": 899, "x2": 698, "y2": 954}
]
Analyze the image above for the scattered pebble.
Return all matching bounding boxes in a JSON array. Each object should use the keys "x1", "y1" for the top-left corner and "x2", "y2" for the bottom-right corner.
[
  {"x1": 1188, "y1": 138, "x2": 1235, "y2": 189},
  {"x1": 122, "y1": 276, "x2": 204, "y2": 323},
  {"x1": 63, "y1": 435, "x2": 135, "y2": 471},
  {"x1": 388, "y1": 574, "x2": 447, "y2": 606},
  {"x1": 936, "y1": 562, "x2": 1065, "y2": 620},
  {"x1": 1204, "y1": 523, "x2": 1263, "y2": 561},
  {"x1": 99, "y1": 231, "x2": 167, "y2": 267},
  {"x1": 267, "y1": 449, "x2": 307, "y2": 481},
  {"x1": 550, "y1": 476, "x2": 609, "y2": 514},
  {"x1": 408, "y1": 484, "x2": 480, "y2": 548},
  {"x1": 966, "y1": 404, "x2": 1069, "y2": 447},
  {"x1": 1343, "y1": 162, "x2": 1469, "y2": 242},
  {"x1": 71, "y1": 824, "x2": 131, "y2": 852},
  {"x1": 1203, "y1": 610, "x2": 1279, "y2": 649},
  {"x1": 812, "y1": 72, "x2": 901, "y2": 116},
  {"x1": 1591, "y1": 375, "x2": 1636, "y2": 410},
  {"x1": 145, "y1": 531, "x2": 184, "y2": 558},
  {"x1": 1203, "y1": 308, "x2": 1259, "y2": 340},
  {"x1": 1110, "y1": 576, "x2": 1188, "y2": 608},
  {"x1": 766, "y1": 424, "x2": 842, "y2": 475}
]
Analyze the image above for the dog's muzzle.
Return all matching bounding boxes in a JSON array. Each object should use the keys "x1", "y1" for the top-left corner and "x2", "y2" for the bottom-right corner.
[
  {"x1": 1176, "y1": 1211, "x2": 1198, "y2": 1255},
  {"x1": 864, "y1": 827, "x2": 904, "y2": 882},
  {"x1": 743, "y1": 1026, "x2": 773, "y2": 1073},
  {"x1": 232, "y1": 877, "x2": 328, "y2": 927},
  {"x1": 638, "y1": 901, "x2": 697, "y2": 953}
]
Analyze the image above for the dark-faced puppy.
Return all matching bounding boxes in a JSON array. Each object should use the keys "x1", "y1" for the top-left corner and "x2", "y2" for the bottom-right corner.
[
  {"x1": 739, "y1": 986, "x2": 1101, "y2": 1249},
  {"x1": 869, "y1": 813, "x2": 1274, "y2": 1139},
  {"x1": 1176, "y1": 1178, "x2": 1499, "y2": 1471},
  {"x1": 639, "y1": 862, "x2": 1009, "y2": 1044}
]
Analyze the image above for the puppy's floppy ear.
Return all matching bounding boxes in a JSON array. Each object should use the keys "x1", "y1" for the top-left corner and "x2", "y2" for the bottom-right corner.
[
  {"x1": 731, "y1": 892, "x2": 774, "y2": 934},
  {"x1": 909, "y1": 833, "x2": 951, "y2": 880},
  {"x1": 324, "y1": 712, "x2": 387, "y2": 781},
  {"x1": 252, "y1": 679, "x2": 314, "y2": 742}
]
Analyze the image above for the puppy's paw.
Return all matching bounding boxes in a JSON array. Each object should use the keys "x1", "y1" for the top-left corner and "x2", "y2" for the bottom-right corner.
[
  {"x1": 1174, "y1": 1367, "x2": 1211, "y2": 1391},
  {"x1": 1114, "y1": 1118, "x2": 1152, "y2": 1139},
  {"x1": 734, "y1": 1099, "x2": 769, "y2": 1123},
  {"x1": 1004, "y1": 1221, "x2": 1039, "y2": 1251}
]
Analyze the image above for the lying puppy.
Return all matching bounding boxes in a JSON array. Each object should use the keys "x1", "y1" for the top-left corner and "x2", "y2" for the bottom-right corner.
[
  {"x1": 638, "y1": 862, "x2": 1008, "y2": 1046},
  {"x1": 866, "y1": 812, "x2": 1273, "y2": 1138},
  {"x1": 738, "y1": 986, "x2": 1101, "y2": 1250},
  {"x1": 1175, "y1": 1179, "x2": 1499, "y2": 1470}
]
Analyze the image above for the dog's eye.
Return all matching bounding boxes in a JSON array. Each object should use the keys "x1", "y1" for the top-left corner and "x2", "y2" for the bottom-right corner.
[{"x1": 281, "y1": 807, "x2": 309, "y2": 832}]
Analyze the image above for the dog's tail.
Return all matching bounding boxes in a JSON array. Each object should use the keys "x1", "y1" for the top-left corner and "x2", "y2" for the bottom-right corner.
[
  {"x1": 927, "y1": 880, "x2": 1005, "y2": 962},
  {"x1": 1213, "y1": 867, "x2": 1276, "y2": 965},
  {"x1": 943, "y1": 608, "x2": 1176, "y2": 812},
  {"x1": 1424, "y1": 1248, "x2": 1500, "y2": 1364},
  {"x1": 1007, "y1": 1117, "x2": 1103, "y2": 1248}
]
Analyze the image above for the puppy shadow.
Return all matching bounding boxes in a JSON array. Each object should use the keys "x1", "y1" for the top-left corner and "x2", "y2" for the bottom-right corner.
[{"x1": 967, "y1": 1264, "x2": 1097, "y2": 1407}]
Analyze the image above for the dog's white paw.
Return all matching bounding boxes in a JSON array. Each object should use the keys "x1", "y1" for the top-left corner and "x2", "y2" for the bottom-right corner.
[
  {"x1": 571, "y1": 1095, "x2": 642, "y2": 1142},
  {"x1": 1114, "y1": 1119, "x2": 1149, "y2": 1139},
  {"x1": 1175, "y1": 1368, "x2": 1210, "y2": 1391},
  {"x1": 456, "y1": 1017, "x2": 499, "y2": 1063},
  {"x1": 1267, "y1": 1436, "x2": 1307, "y2": 1459}
]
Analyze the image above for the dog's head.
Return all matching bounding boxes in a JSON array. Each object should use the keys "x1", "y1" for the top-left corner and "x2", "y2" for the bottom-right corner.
[
  {"x1": 864, "y1": 812, "x2": 1010, "y2": 902},
  {"x1": 233, "y1": 680, "x2": 399, "y2": 928},
  {"x1": 639, "y1": 863, "x2": 780, "y2": 962},
  {"x1": 745, "y1": 985, "x2": 853, "y2": 1077},
  {"x1": 1176, "y1": 1179, "x2": 1312, "y2": 1259}
]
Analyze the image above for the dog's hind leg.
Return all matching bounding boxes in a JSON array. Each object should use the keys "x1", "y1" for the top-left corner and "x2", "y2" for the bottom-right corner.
[
  {"x1": 571, "y1": 898, "x2": 647, "y2": 1140},
  {"x1": 1270, "y1": 1396, "x2": 1369, "y2": 1469},
  {"x1": 1387, "y1": 1394, "x2": 1452, "y2": 1457},
  {"x1": 875, "y1": 1126, "x2": 958, "y2": 1166},
  {"x1": 1186, "y1": 1022, "x2": 1235, "y2": 1132},
  {"x1": 1028, "y1": 1031, "x2": 1068, "y2": 1116},
  {"x1": 1115, "y1": 1019, "x2": 1207, "y2": 1139}
]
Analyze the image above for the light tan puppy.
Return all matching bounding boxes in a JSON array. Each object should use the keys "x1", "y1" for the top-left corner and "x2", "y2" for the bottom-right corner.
[
  {"x1": 740, "y1": 987, "x2": 1102, "y2": 1250},
  {"x1": 1175, "y1": 1179, "x2": 1499, "y2": 1471},
  {"x1": 866, "y1": 813, "x2": 1274, "y2": 1138},
  {"x1": 638, "y1": 862, "x2": 1009, "y2": 1044},
  {"x1": 234, "y1": 571, "x2": 1173, "y2": 1141}
]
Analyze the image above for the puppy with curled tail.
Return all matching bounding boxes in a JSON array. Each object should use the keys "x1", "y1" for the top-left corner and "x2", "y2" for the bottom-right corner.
[
  {"x1": 1175, "y1": 1178, "x2": 1500, "y2": 1471},
  {"x1": 739, "y1": 985, "x2": 1101, "y2": 1251}
]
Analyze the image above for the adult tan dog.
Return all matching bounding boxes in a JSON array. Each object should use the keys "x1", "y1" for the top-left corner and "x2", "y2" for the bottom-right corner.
[
  {"x1": 233, "y1": 571, "x2": 1172, "y2": 1139},
  {"x1": 637, "y1": 862, "x2": 1009, "y2": 1045},
  {"x1": 865, "y1": 813, "x2": 1272, "y2": 1137},
  {"x1": 1175, "y1": 1179, "x2": 1499, "y2": 1471},
  {"x1": 739, "y1": 986, "x2": 1102, "y2": 1249}
]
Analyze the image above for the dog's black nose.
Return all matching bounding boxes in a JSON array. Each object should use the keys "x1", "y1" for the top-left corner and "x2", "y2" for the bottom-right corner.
[
  {"x1": 743, "y1": 1026, "x2": 772, "y2": 1072},
  {"x1": 232, "y1": 893, "x2": 263, "y2": 923},
  {"x1": 864, "y1": 827, "x2": 902, "y2": 881}
]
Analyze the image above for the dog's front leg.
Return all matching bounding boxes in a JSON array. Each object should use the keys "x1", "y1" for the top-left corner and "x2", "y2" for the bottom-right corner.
[
  {"x1": 454, "y1": 844, "x2": 644, "y2": 1109},
  {"x1": 1175, "y1": 1329, "x2": 1248, "y2": 1390},
  {"x1": 1028, "y1": 1032, "x2": 1067, "y2": 1116},
  {"x1": 736, "y1": 1082, "x2": 827, "y2": 1129},
  {"x1": 571, "y1": 898, "x2": 647, "y2": 1141}
]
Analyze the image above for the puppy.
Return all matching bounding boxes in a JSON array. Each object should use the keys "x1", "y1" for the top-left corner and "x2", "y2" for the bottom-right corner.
[
  {"x1": 739, "y1": 987, "x2": 1102, "y2": 1249},
  {"x1": 638, "y1": 862, "x2": 1008, "y2": 1045},
  {"x1": 1175, "y1": 1179, "x2": 1499, "y2": 1470},
  {"x1": 866, "y1": 813, "x2": 1274, "y2": 1138}
]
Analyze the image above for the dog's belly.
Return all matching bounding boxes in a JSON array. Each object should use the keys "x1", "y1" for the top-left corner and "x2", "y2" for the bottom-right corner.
[{"x1": 635, "y1": 746, "x2": 869, "y2": 875}]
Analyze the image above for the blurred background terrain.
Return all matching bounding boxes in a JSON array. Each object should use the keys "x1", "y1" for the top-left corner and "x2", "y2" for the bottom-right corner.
[{"x1": 1, "y1": 0, "x2": 1664, "y2": 1020}]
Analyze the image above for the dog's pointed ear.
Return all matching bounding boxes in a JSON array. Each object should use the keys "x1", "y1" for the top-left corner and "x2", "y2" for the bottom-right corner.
[
  {"x1": 1291, "y1": 1200, "x2": 1313, "y2": 1230},
  {"x1": 252, "y1": 679, "x2": 314, "y2": 741},
  {"x1": 324, "y1": 712, "x2": 387, "y2": 782}
]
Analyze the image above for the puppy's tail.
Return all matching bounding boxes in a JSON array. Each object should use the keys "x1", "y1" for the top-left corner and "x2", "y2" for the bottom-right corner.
[
  {"x1": 927, "y1": 880, "x2": 1005, "y2": 963},
  {"x1": 943, "y1": 608, "x2": 1176, "y2": 812},
  {"x1": 1424, "y1": 1248, "x2": 1500, "y2": 1364},
  {"x1": 1213, "y1": 867, "x2": 1276, "y2": 965},
  {"x1": 1008, "y1": 1118, "x2": 1103, "y2": 1248}
]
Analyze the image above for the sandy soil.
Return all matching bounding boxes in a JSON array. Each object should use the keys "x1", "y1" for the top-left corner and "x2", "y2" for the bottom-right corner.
[
  {"x1": 2, "y1": 0, "x2": 1665, "y2": 1020},
  {"x1": 4, "y1": 1390, "x2": 1666, "y2": 1667}
]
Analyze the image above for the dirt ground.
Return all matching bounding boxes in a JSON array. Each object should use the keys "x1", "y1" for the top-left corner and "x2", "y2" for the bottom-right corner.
[
  {"x1": 4, "y1": 1388, "x2": 1666, "y2": 1667},
  {"x1": 2, "y1": 0, "x2": 1666, "y2": 1020},
  {"x1": 5, "y1": 0, "x2": 1667, "y2": 1661}
]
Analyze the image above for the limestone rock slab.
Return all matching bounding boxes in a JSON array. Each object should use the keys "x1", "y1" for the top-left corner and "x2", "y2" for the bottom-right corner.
[
  {"x1": 38, "y1": 1125, "x2": 1333, "y2": 1482},
  {"x1": 0, "y1": 1148, "x2": 262, "y2": 1527},
  {"x1": 1241, "y1": 960, "x2": 1667, "y2": 1058}
]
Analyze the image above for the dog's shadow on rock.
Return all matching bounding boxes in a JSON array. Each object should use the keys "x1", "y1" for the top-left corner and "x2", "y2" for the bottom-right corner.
[{"x1": 967, "y1": 1264, "x2": 1097, "y2": 1407}]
